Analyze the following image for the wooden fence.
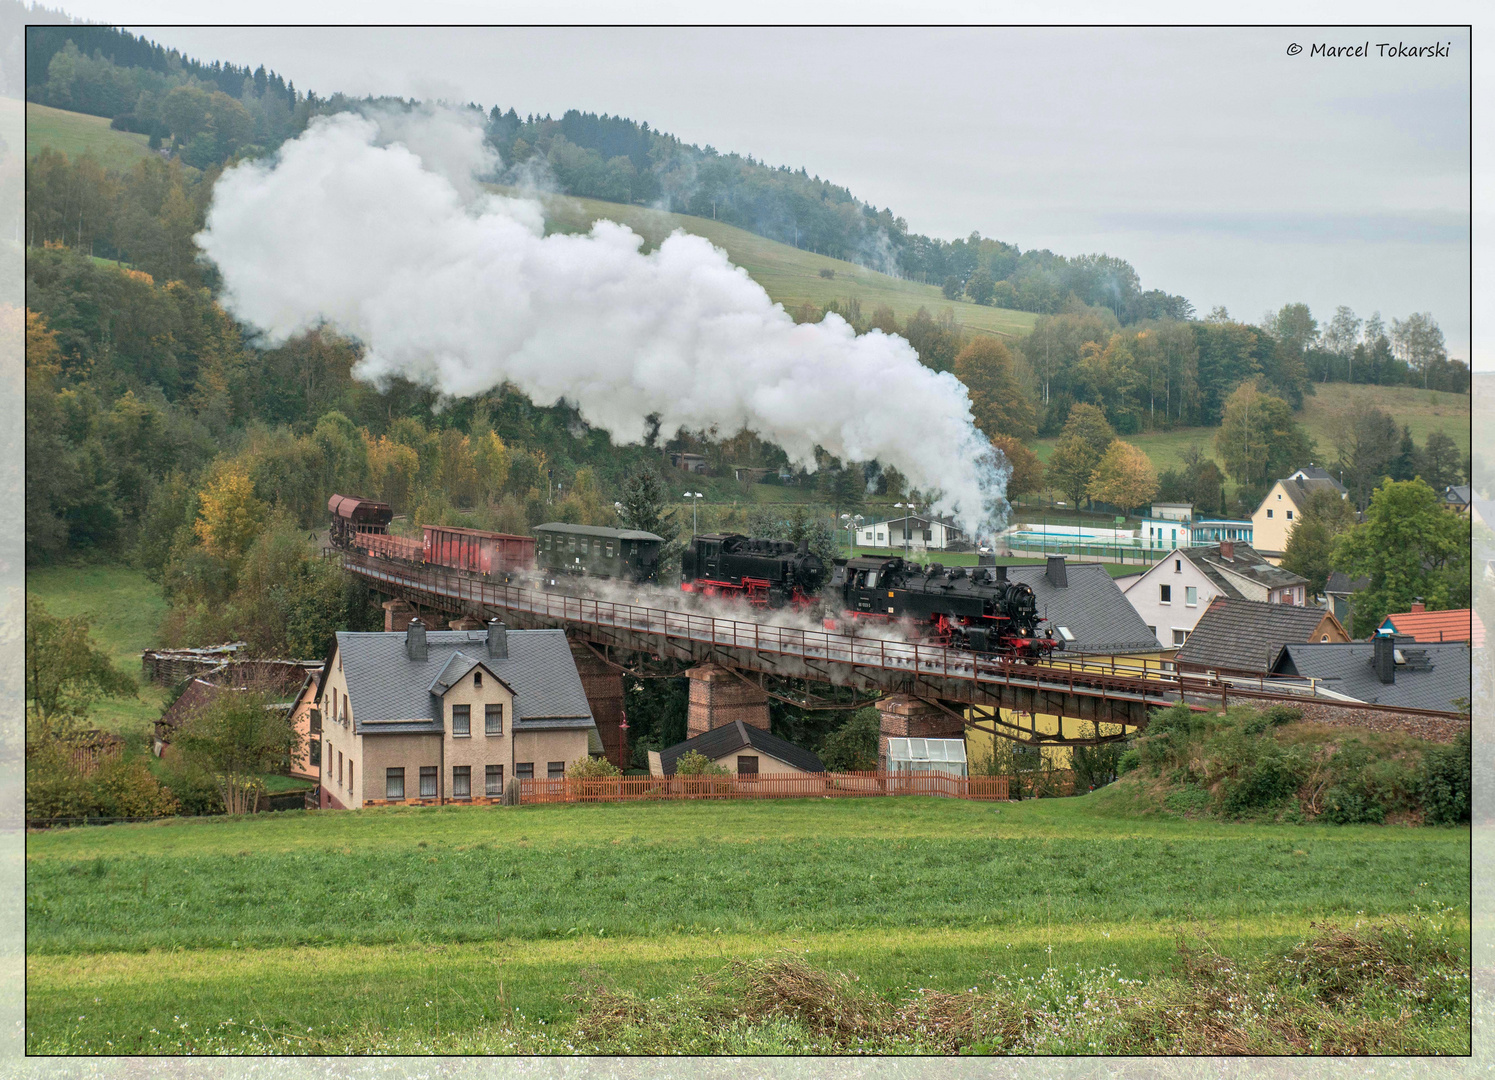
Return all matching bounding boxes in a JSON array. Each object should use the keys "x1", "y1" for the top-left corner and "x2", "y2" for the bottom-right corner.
[{"x1": 517, "y1": 770, "x2": 1010, "y2": 804}]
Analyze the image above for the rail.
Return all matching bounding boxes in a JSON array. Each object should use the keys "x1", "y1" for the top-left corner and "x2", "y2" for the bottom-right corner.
[
  {"x1": 343, "y1": 551, "x2": 1467, "y2": 720},
  {"x1": 518, "y1": 771, "x2": 1010, "y2": 803}
]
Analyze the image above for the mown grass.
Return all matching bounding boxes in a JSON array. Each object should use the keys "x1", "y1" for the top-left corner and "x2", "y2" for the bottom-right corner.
[
  {"x1": 24, "y1": 797, "x2": 1469, "y2": 1053},
  {"x1": 25, "y1": 102, "x2": 154, "y2": 171}
]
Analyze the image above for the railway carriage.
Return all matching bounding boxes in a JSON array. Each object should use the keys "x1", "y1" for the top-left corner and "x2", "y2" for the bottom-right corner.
[{"x1": 533, "y1": 522, "x2": 664, "y2": 585}]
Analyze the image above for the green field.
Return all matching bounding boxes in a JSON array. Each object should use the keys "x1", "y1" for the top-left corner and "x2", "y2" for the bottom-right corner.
[
  {"x1": 25, "y1": 795, "x2": 1469, "y2": 1053},
  {"x1": 26, "y1": 564, "x2": 170, "y2": 741},
  {"x1": 25, "y1": 102, "x2": 154, "y2": 171}
]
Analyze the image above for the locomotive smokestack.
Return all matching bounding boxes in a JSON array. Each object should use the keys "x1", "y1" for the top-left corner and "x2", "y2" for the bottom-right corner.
[{"x1": 798, "y1": 539, "x2": 808, "y2": 556}]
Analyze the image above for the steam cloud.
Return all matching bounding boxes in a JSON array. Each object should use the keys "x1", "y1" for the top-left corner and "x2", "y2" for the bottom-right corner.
[{"x1": 197, "y1": 109, "x2": 1008, "y2": 530}]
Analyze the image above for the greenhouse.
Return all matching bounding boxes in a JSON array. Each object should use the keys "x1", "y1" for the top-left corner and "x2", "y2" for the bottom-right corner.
[{"x1": 884, "y1": 737, "x2": 968, "y2": 777}]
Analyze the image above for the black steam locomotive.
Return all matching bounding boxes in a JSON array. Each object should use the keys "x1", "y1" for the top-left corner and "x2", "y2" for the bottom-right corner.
[
  {"x1": 680, "y1": 533, "x2": 829, "y2": 609},
  {"x1": 829, "y1": 555, "x2": 1061, "y2": 660}
]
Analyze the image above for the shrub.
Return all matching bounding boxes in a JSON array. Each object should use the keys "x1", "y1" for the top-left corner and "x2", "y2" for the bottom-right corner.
[
  {"x1": 1322, "y1": 785, "x2": 1386, "y2": 825},
  {"x1": 818, "y1": 708, "x2": 880, "y2": 772},
  {"x1": 1262, "y1": 704, "x2": 1302, "y2": 727},
  {"x1": 1221, "y1": 747, "x2": 1309, "y2": 815},
  {"x1": 1117, "y1": 748, "x2": 1141, "y2": 775},
  {"x1": 674, "y1": 750, "x2": 730, "y2": 777},
  {"x1": 568, "y1": 756, "x2": 622, "y2": 779},
  {"x1": 25, "y1": 747, "x2": 179, "y2": 820},
  {"x1": 157, "y1": 762, "x2": 223, "y2": 816},
  {"x1": 1420, "y1": 729, "x2": 1471, "y2": 826},
  {"x1": 1163, "y1": 785, "x2": 1211, "y2": 815}
]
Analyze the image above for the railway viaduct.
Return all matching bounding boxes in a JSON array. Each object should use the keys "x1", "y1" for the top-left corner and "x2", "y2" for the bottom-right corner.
[{"x1": 343, "y1": 551, "x2": 1206, "y2": 768}]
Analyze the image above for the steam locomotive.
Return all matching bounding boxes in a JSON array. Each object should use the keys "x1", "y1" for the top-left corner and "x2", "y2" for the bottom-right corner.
[
  {"x1": 679, "y1": 533, "x2": 828, "y2": 609},
  {"x1": 828, "y1": 555, "x2": 1061, "y2": 660}
]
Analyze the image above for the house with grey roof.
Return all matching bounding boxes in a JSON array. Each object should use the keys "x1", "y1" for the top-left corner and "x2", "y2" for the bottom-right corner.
[
  {"x1": 1271, "y1": 636, "x2": 1470, "y2": 713},
  {"x1": 1121, "y1": 543, "x2": 1310, "y2": 650},
  {"x1": 316, "y1": 619, "x2": 599, "y2": 809},
  {"x1": 1003, "y1": 557, "x2": 1161, "y2": 655},
  {"x1": 1175, "y1": 596, "x2": 1350, "y2": 675},
  {"x1": 650, "y1": 718, "x2": 825, "y2": 778},
  {"x1": 1323, "y1": 571, "x2": 1370, "y2": 628}
]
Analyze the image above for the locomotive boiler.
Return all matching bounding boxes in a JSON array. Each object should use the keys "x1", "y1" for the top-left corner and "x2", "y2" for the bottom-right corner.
[
  {"x1": 829, "y1": 555, "x2": 1060, "y2": 659},
  {"x1": 680, "y1": 533, "x2": 828, "y2": 608}
]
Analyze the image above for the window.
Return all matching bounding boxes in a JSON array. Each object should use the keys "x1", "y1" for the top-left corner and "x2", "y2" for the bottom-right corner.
[
  {"x1": 737, "y1": 755, "x2": 759, "y2": 776},
  {"x1": 1147, "y1": 625, "x2": 1157, "y2": 637},
  {"x1": 567, "y1": 536, "x2": 575, "y2": 551},
  {"x1": 386, "y1": 768, "x2": 405, "y2": 800},
  {"x1": 338, "y1": 751, "x2": 343, "y2": 785},
  {"x1": 547, "y1": 761, "x2": 566, "y2": 779},
  {"x1": 348, "y1": 762, "x2": 354, "y2": 793},
  {"x1": 1185, "y1": 586, "x2": 1198, "y2": 606},
  {"x1": 485, "y1": 704, "x2": 504, "y2": 735},
  {"x1": 1267, "y1": 509, "x2": 1273, "y2": 518},
  {"x1": 309, "y1": 739, "x2": 321, "y2": 767},
  {"x1": 486, "y1": 764, "x2": 504, "y2": 796},
  {"x1": 1172, "y1": 629, "x2": 1187, "y2": 646},
  {"x1": 474, "y1": 672, "x2": 482, "y2": 689},
  {"x1": 1286, "y1": 510, "x2": 1293, "y2": 520},
  {"x1": 1174, "y1": 559, "x2": 1181, "y2": 572},
  {"x1": 1159, "y1": 584, "x2": 1172, "y2": 603},
  {"x1": 516, "y1": 762, "x2": 534, "y2": 780},
  {"x1": 606, "y1": 542, "x2": 614, "y2": 557},
  {"x1": 420, "y1": 765, "x2": 437, "y2": 798},
  {"x1": 1056, "y1": 626, "x2": 1075, "y2": 642},
  {"x1": 452, "y1": 766, "x2": 471, "y2": 798},
  {"x1": 451, "y1": 704, "x2": 470, "y2": 737}
]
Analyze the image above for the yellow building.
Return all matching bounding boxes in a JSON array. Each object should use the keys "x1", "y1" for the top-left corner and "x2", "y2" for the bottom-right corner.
[
  {"x1": 1251, "y1": 466, "x2": 1349, "y2": 562},
  {"x1": 962, "y1": 557, "x2": 1171, "y2": 769}
]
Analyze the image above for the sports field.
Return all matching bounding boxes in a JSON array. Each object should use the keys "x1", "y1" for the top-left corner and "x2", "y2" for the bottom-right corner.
[{"x1": 25, "y1": 794, "x2": 1469, "y2": 1054}]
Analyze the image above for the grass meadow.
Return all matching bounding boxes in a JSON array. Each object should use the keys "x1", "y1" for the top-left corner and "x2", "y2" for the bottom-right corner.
[
  {"x1": 25, "y1": 795, "x2": 1470, "y2": 1054},
  {"x1": 25, "y1": 102, "x2": 155, "y2": 171}
]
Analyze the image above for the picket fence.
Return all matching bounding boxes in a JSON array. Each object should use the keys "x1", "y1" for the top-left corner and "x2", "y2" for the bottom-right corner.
[{"x1": 517, "y1": 770, "x2": 1012, "y2": 804}]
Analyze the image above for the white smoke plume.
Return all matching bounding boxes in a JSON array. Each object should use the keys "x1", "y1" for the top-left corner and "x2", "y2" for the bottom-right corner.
[{"x1": 197, "y1": 109, "x2": 1009, "y2": 530}]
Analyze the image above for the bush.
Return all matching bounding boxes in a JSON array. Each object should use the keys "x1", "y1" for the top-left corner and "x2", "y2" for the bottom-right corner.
[
  {"x1": 25, "y1": 747, "x2": 179, "y2": 820},
  {"x1": 674, "y1": 750, "x2": 730, "y2": 777},
  {"x1": 1163, "y1": 785, "x2": 1211, "y2": 815},
  {"x1": 1262, "y1": 704, "x2": 1302, "y2": 727},
  {"x1": 1221, "y1": 748, "x2": 1309, "y2": 815},
  {"x1": 1117, "y1": 748, "x2": 1141, "y2": 775},
  {"x1": 1420, "y1": 729, "x2": 1471, "y2": 826},
  {"x1": 1322, "y1": 785, "x2": 1386, "y2": 825},
  {"x1": 157, "y1": 762, "x2": 223, "y2": 816},
  {"x1": 1071, "y1": 739, "x2": 1125, "y2": 791},
  {"x1": 818, "y1": 708, "x2": 879, "y2": 772},
  {"x1": 568, "y1": 756, "x2": 622, "y2": 779}
]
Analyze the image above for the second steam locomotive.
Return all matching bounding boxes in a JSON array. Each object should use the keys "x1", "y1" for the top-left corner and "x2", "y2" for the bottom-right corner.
[{"x1": 330, "y1": 492, "x2": 1060, "y2": 660}]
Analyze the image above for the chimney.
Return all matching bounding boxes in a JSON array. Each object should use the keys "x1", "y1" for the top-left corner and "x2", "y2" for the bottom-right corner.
[
  {"x1": 487, "y1": 618, "x2": 508, "y2": 660},
  {"x1": 405, "y1": 617, "x2": 427, "y2": 661},
  {"x1": 1046, "y1": 555, "x2": 1068, "y2": 588},
  {"x1": 977, "y1": 552, "x2": 995, "y2": 566},
  {"x1": 1219, "y1": 540, "x2": 1235, "y2": 560},
  {"x1": 1410, "y1": 599, "x2": 1425, "y2": 614},
  {"x1": 1373, "y1": 633, "x2": 1395, "y2": 685}
]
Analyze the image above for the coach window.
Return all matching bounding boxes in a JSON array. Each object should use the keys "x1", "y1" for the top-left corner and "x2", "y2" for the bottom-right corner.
[
  {"x1": 568, "y1": 536, "x2": 575, "y2": 552},
  {"x1": 606, "y1": 542, "x2": 614, "y2": 558}
]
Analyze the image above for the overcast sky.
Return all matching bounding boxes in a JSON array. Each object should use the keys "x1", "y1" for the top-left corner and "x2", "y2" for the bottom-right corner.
[{"x1": 69, "y1": 18, "x2": 1473, "y2": 361}]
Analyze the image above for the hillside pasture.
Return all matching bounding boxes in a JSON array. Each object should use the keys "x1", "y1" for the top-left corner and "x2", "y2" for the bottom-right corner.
[
  {"x1": 25, "y1": 102, "x2": 154, "y2": 171},
  {"x1": 25, "y1": 794, "x2": 1469, "y2": 1054}
]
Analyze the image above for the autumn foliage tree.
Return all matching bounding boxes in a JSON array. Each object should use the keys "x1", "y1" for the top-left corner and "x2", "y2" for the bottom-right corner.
[
  {"x1": 193, "y1": 466, "x2": 267, "y2": 563},
  {"x1": 1214, "y1": 381, "x2": 1314, "y2": 499},
  {"x1": 1085, "y1": 440, "x2": 1158, "y2": 512},
  {"x1": 952, "y1": 337, "x2": 1036, "y2": 441},
  {"x1": 1046, "y1": 404, "x2": 1116, "y2": 507},
  {"x1": 989, "y1": 435, "x2": 1043, "y2": 500}
]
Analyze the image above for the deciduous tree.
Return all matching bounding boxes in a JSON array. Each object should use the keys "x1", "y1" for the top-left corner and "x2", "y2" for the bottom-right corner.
[
  {"x1": 1214, "y1": 381, "x2": 1313, "y2": 497},
  {"x1": 1047, "y1": 404, "x2": 1115, "y2": 507},
  {"x1": 1332, "y1": 479, "x2": 1470, "y2": 635},
  {"x1": 174, "y1": 689, "x2": 301, "y2": 815},
  {"x1": 1281, "y1": 487, "x2": 1357, "y2": 597},
  {"x1": 1085, "y1": 440, "x2": 1158, "y2": 511},
  {"x1": 25, "y1": 597, "x2": 137, "y2": 743},
  {"x1": 952, "y1": 337, "x2": 1035, "y2": 441}
]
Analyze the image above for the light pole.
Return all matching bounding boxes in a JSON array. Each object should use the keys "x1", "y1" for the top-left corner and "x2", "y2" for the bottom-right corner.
[
  {"x1": 684, "y1": 492, "x2": 703, "y2": 540},
  {"x1": 894, "y1": 502, "x2": 919, "y2": 559},
  {"x1": 840, "y1": 512, "x2": 864, "y2": 557}
]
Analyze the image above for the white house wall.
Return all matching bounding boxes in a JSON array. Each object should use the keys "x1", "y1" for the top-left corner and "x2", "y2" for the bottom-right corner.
[{"x1": 1120, "y1": 551, "x2": 1221, "y2": 648}]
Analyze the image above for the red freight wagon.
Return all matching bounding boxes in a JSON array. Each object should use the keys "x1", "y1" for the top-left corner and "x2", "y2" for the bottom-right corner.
[
  {"x1": 422, "y1": 524, "x2": 536, "y2": 576},
  {"x1": 360, "y1": 532, "x2": 425, "y2": 562}
]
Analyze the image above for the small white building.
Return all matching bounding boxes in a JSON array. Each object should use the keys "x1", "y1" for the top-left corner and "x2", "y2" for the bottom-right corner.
[{"x1": 856, "y1": 514, "x2": 966, "y2": 552}]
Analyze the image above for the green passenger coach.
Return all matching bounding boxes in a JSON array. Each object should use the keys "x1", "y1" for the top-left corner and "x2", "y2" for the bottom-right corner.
[{"x1": 533, "y1": 522, "x2": 664, "y2": 584}]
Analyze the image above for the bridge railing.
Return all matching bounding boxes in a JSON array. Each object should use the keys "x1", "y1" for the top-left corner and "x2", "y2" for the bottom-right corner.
[
  {"x1": 518, "y1": 771, "x2": 1010, "y2": 804},
  {"x1": 344, "y1": 552, "x2": 1467, "y2": 720}
]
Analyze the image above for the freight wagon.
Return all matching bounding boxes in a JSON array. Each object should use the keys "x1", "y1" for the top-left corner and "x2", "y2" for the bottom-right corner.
[{"x1": 422, "y1": 524, "x2": 536, "y2": 577}]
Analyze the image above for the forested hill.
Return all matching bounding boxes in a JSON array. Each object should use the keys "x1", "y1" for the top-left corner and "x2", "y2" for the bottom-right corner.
[{"x1": 13, "y1": 13, "x2": 1195, "y2": 322}]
